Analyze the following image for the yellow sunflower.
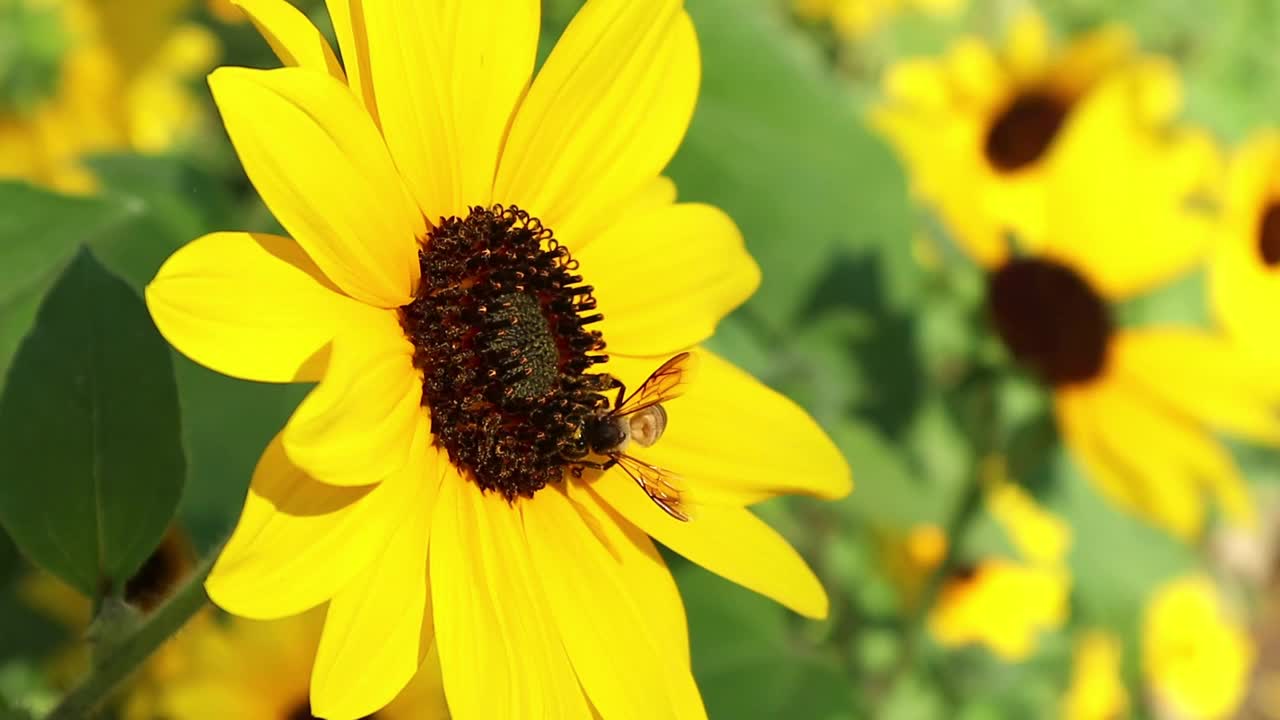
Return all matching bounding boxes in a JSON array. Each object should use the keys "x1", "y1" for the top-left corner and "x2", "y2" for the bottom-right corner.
[
  {"x1": 0, "y1": 0, "x2": 216, "y2": 192},
  {"x1": 144, "y1": 0, "x2": 851, "y2": 718},
  {"x1": 793, "y1": 0, "x2": 966, "y2": 40},
  {"x1": 881, "y1": 14, "x2": 1271, "y2": 540},
  {"x1": 1061, "y1": 631, "x2": 1129, "y2": 720},
  {"x1": 1211, "y1": 130, "x2": 1280, "y2": 358},
  {"x1": 1143, "y1": 576, "x2": 1253, "y2": 720},
  {"x1": 928, "y1": 559, "x2": 1068, "y2": 661},
  {"x1": 122, "y1": 609, "x2": 446, "y2": 720},
  {"x1": 874, "y1": 12, "x2": 1199, "y2": 265}
]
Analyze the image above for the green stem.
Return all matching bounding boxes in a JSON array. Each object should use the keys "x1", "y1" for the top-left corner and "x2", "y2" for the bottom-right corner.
[{"x1": 45, "y1": 542, "x2": 222, "y2": 720}]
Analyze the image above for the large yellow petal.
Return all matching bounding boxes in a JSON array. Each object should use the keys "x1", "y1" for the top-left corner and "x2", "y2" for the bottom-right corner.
[
  {"x1": 205, "y1": 431, "x2": 420, "y2": 619},
  {"x1": 324, "y1": 0, "x2": 378, "y2": 125},
  {"x1": 146, "y1": 232, "x2": 377, "y2": 383},
  {"x1": 310, "y1": 428, "x2": 442, "y2": 719},
  {"x1": 494, "y1": 0, "x2": 698, "y2": 246},
  {"x1": 232, "y1": 0, "x2": 345, "y2": 77},
  {"x1": 283, "y1": 311, "x2": 422, "y2": 487},
  {"x1": 603, "y1": 351, "x2": 851, "y2": 505},
  {"x1": 575, "y1": 204, "x2": 757, "y2": 356},
  {"x1": 1112, "y1": 329, "x2": 1280, "y2": 443},
  {"x1": 382, "y1": 642, "x2": 449, "y2": 720},
  {"x1": 364, "y1": 0, "x2": 539, "y2": 221},
  {"x1": 208, "y1": 67, "x2": 423, "y2": 308},
  {"x1": 524, "y1": 487, "x2": 706, "y2": 720},
  {"x1": 589, "y1": 473, "x2": 828, "y2": 619},
  {"x1": 430, "y1": 478, "x2": 592, "y2": 720}
]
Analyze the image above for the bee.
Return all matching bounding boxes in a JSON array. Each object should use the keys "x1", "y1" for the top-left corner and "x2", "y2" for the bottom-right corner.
[{"x1": 565, "y1": 352, "x2": 696, "y2": 521}]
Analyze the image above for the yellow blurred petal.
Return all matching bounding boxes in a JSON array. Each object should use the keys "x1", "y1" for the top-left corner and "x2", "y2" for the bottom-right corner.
[
  {"x1": 364, "y1": 0, "x2": 539, "y2": 220},
  {"x1": 576, "y1": 204, "x2": 758, "y2": 356},
  {"x1": 986, "y1": 481, "x2": 1072, "y2": 566},
  {"x1": 325, "y1": 0, "x2": 378, "y2": 125},
  {"x1": 604, "y1": 351, "x2": 851, "y2": 504},
  {"x1": 928, "y1": 561, "x2": 1068, "y2": 661},
  {"x1": 430, "y1": 478, "x2": 592, "y2": 720},
  {"x1": 233, "y1": 0, "x2": 345, "y2": 77},
  {"x1": 311, "y1": 427, "x2": 441, "y2": 719},
  {"x1": 524, "y1": 487, "x2": 706, "y2": 720},
  {"x1": 1003, "y1": 11, "x2": 1048, "y2": 83},
  {"x1": 1062, "y1": 631, "x2": 1129, "y2": 720},
  {"x1": 495, "y1": 1, "x2": 698, "y2": 245},
  {"x1": 208, "y1": 67, "x2": 422, "y2": 308},
  {"x1": 590, "y1": 472, "x2": 829, "y2": 619},
  {"x1": 283, "y1": 312, "x2": 422, "y2": 487},
  {"x1": 145, "y1": 232, "x2": 378, "y2": 383},
  {"x1": 206, "y1": 431, "x2": 422, "y2": 619},
  {"x1": 945, "y1": 38, "x2": 1003, "y2": 107},
  {"x1": 1050, "y1": 24, "x2": 1135, "y2": 99}
]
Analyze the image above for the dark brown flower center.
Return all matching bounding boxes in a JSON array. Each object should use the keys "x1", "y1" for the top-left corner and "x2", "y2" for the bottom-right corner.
[
  {"x1": 987, "y1": 258, "x2": 1113, "y2": 387},
  {"x1": 1258, "y1": 202, "x2": 1280, "y2": 267},
  {"x1": 123, "y1": 529, "x2": 191, "y2": 612},
  {"x1": 286, "y1": 700, "x2": 377, "y2": 720},
  {"x1": 400, "y1": 206, "x2": 616, "y2": 499},
  {"x1": 984, "y1": 91, "x2": 1070, "y2": 173}
]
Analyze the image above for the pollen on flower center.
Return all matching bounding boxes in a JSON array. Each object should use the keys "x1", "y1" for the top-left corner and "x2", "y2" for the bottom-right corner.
[
  {"x1": 399, "y1": 205, "x2": 616, "y2": 499},
  {"x1": 987, "y1": 258, "x2": 1113, "y2": 387},
  {"x1": 984, "y1": 91, "x2": 1069, "y2": 172},
  {"x1": 1257, "y1": 202, "x2": 1280, "y2": 267}
]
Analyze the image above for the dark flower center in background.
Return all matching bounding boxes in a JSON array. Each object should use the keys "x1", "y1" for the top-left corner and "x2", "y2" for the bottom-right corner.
[
  {"x1": 1258, "y1": 202, "x2": 1280, "y2": 267},
  {"x1": 400, "y1": 206, "x2": 614, "y2": 499},
  {"x1": 987, "y1": 258, "x2": 1113, "y2": 387},
  {"x1": 984, "y1": 91, "x2": 1069, "y2": 172},
  {"x1": 286, "y1": 700, "x2": 377, "y2": 720},
  {"x1": 123, "y1": 529, "x2": 191, "y2": 612}
]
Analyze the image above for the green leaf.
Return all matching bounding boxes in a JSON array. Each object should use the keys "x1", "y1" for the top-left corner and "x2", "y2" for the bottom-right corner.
[
  {"x1": 670, "y1": 0, "x2": 913, "y2": 329},
  {"x1": 0, "y1": 250, "x2": 185, "y2": 598},
  {"x1": 0, "y1": 182, "x2": 142, "y2": 385}
]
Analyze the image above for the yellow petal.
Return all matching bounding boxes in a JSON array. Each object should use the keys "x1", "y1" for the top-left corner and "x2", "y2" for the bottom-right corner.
[
  {"x1": 208, "y1": 67, "x2": 423, "y2": 308},
  {"x1": 1003, "y1": 11, "x2": 1048, "y2": 84},
  {"x1": 928, "y1": 560, "x2": 1068, "y2": 661},
  {"x1": 364, "y1": 0, "x2": 539, "y2": 220},
  {"x1": 324, "y1": 0, "x2": 379, "y2": 125},
  {"x1": 494, "y1": 1, "x2": 699, "y2": 245},
  {"x1": 146, "y1": 232, "x2": 377, "y2": 383},
  {"x1": 524, "y1": 487, "x2": 706, "y2": 720},
  {"x1": 310, "y1": 427, "x2": 442, "y2": 719},
  {"x1": 283, "y1": 312, "x2": 422, "y2": 487},
  {"x1": 576, "y1": 204, "x2": 758, "y2": 356},
  {"x1": 1112, "y1": 330, "x2": 1280, "y2": 443},
  {"x1": 232, "y1": 0, "x2": 345, "y2": 77},
  {"x1": 382, "y1": 642, "x2": 449, "y2": 720},
  {"x1": 589, "y1": 474, "x2": 828, "y2": 619},
  {"x1": 430, "y1": 478, "x2": 592, "y2": 720},
  {"x1": 206, "y1": 430, "x2": 421, "y2": 619},
  {"x1": 604, "y1": 351, "x2": 851, "y2": 504}
]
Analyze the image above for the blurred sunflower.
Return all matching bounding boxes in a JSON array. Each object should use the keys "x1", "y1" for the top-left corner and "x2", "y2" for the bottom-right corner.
[
  {"x1": 0, "y1": 0, "x2": 216, "y2": 192},
  {"x1": 121, "y1": 609, "x2": 446, "y2": 720},
  {"x1": 1061, "y1": 631, "x2": 1129, "y2": 720},
  {"x1": 881, "y1": 14, "x2": 1274, "y2": 539},
  {"x1": 145, "y1": 0, "x2": 851, "y2": 718},
  {"x1": 793, "y1": 0, "x2": 965, "y2": 40},
  {"x1": 928, "y1": 559, "x2": 1068, "y2": 661},
  {"x1": 1143, "y1": 576, "x2": 1253, "y2": 720},
  {"x1": 1211, "y1": 130, "x2": 1280, "y2": 358}
]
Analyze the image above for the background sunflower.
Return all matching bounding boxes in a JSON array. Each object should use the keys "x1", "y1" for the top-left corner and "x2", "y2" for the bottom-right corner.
[{"x1": 5, "y1": 0, "x2": 1280, "y2": 718}]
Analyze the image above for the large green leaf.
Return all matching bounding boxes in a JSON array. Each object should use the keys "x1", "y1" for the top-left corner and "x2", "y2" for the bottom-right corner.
[
  {"x1": 0, "y1": 250, "x2": 185, "y2": 598},
  {"x1": 669, "y1": 0, "x2": 913, "y2": 329},
  {"x1": 0, "y1": 182, "x2": 141, "y2": 385}
]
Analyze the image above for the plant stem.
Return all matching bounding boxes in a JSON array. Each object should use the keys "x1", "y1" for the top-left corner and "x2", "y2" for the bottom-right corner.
[{"x1": 45, "y1": 541, "x2": 222, "y2": 720}]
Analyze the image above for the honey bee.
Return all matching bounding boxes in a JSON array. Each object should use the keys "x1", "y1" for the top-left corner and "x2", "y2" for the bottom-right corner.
[{"x1": 565, "y1": 352, "x2": 696, "y2": 521}]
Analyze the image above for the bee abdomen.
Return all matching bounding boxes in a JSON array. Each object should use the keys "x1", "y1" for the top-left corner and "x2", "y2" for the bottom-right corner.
[{"x1": 628, "y1": 405, "x2": 667, "y2": 448}]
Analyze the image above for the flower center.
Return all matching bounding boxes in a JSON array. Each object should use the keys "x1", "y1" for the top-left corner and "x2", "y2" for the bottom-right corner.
[
  {"x1": 286, "y1": 701, "x2": 376, "y2": 720},
  {"x1": 987, "y1": 258, "x2": 1113, "y2": 387},
  {"x1": 1258, "y1": 202, "x2": 1280, "y2": 267},
  {"x1": 984, "y1": 91, "x2": 1069, "y2": 173},
  {"x1": 400, "y1": 206, "x2": 615, "y2": 499}
]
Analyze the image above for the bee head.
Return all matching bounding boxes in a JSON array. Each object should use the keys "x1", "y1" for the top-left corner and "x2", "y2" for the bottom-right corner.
[{"x1": 585, "y1": 416, "x2": 628, "y2": 454}]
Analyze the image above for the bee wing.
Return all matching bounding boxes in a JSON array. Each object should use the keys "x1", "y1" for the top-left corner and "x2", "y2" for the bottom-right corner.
[
  {"x1": 616, "y1": 351, "x2": 698, "y2": 417},
  {"x1": 613, "y1": 454, "x2": 691, "y2": 522}
]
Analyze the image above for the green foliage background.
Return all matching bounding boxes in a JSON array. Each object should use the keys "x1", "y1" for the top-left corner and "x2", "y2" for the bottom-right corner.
[{"x1": 3, "y1": 0, "x2": 1280, "y2": 717}]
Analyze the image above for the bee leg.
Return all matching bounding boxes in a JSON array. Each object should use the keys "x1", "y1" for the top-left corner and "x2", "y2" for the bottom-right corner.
[
  {"x1": 610, "y1": 377, "x2": 626, "y2": 410},
  {"x1": 571, "y1": 458, "x2": 617, "y2": 472}
]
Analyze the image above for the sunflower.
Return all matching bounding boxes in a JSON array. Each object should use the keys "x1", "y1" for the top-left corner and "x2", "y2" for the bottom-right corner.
[
  {"x1": 1210, "y1": 130, "x2": 1280, "y2": 357},
  {"x1": 793, "y1": 0, "x2": 965, "y2": 40},
  {"x1": 144, "y1": 0, "x2": 851, "y2": 717},
  {"x1": 874, "y1": 12, "x2": 1188, "y2": 265},
  {"x1": 1143, "y1": 576, "x2": 1253, "y2": 720},
  {"x1": 122, "y1": 609, "x2": 446, "y2": 720},
  {"x1": 928, "y1": 559, "x2": 1068, "y2": 661},
  {"x1": 879, "y1": 13, "x2": 1276, "y2": 539},
  {"x1": 0, "y1": 0, "x2": 216, "y2": 192},
  {"x1": 1061, "y1": 631, "x2": 1129, "y2": 720}
]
